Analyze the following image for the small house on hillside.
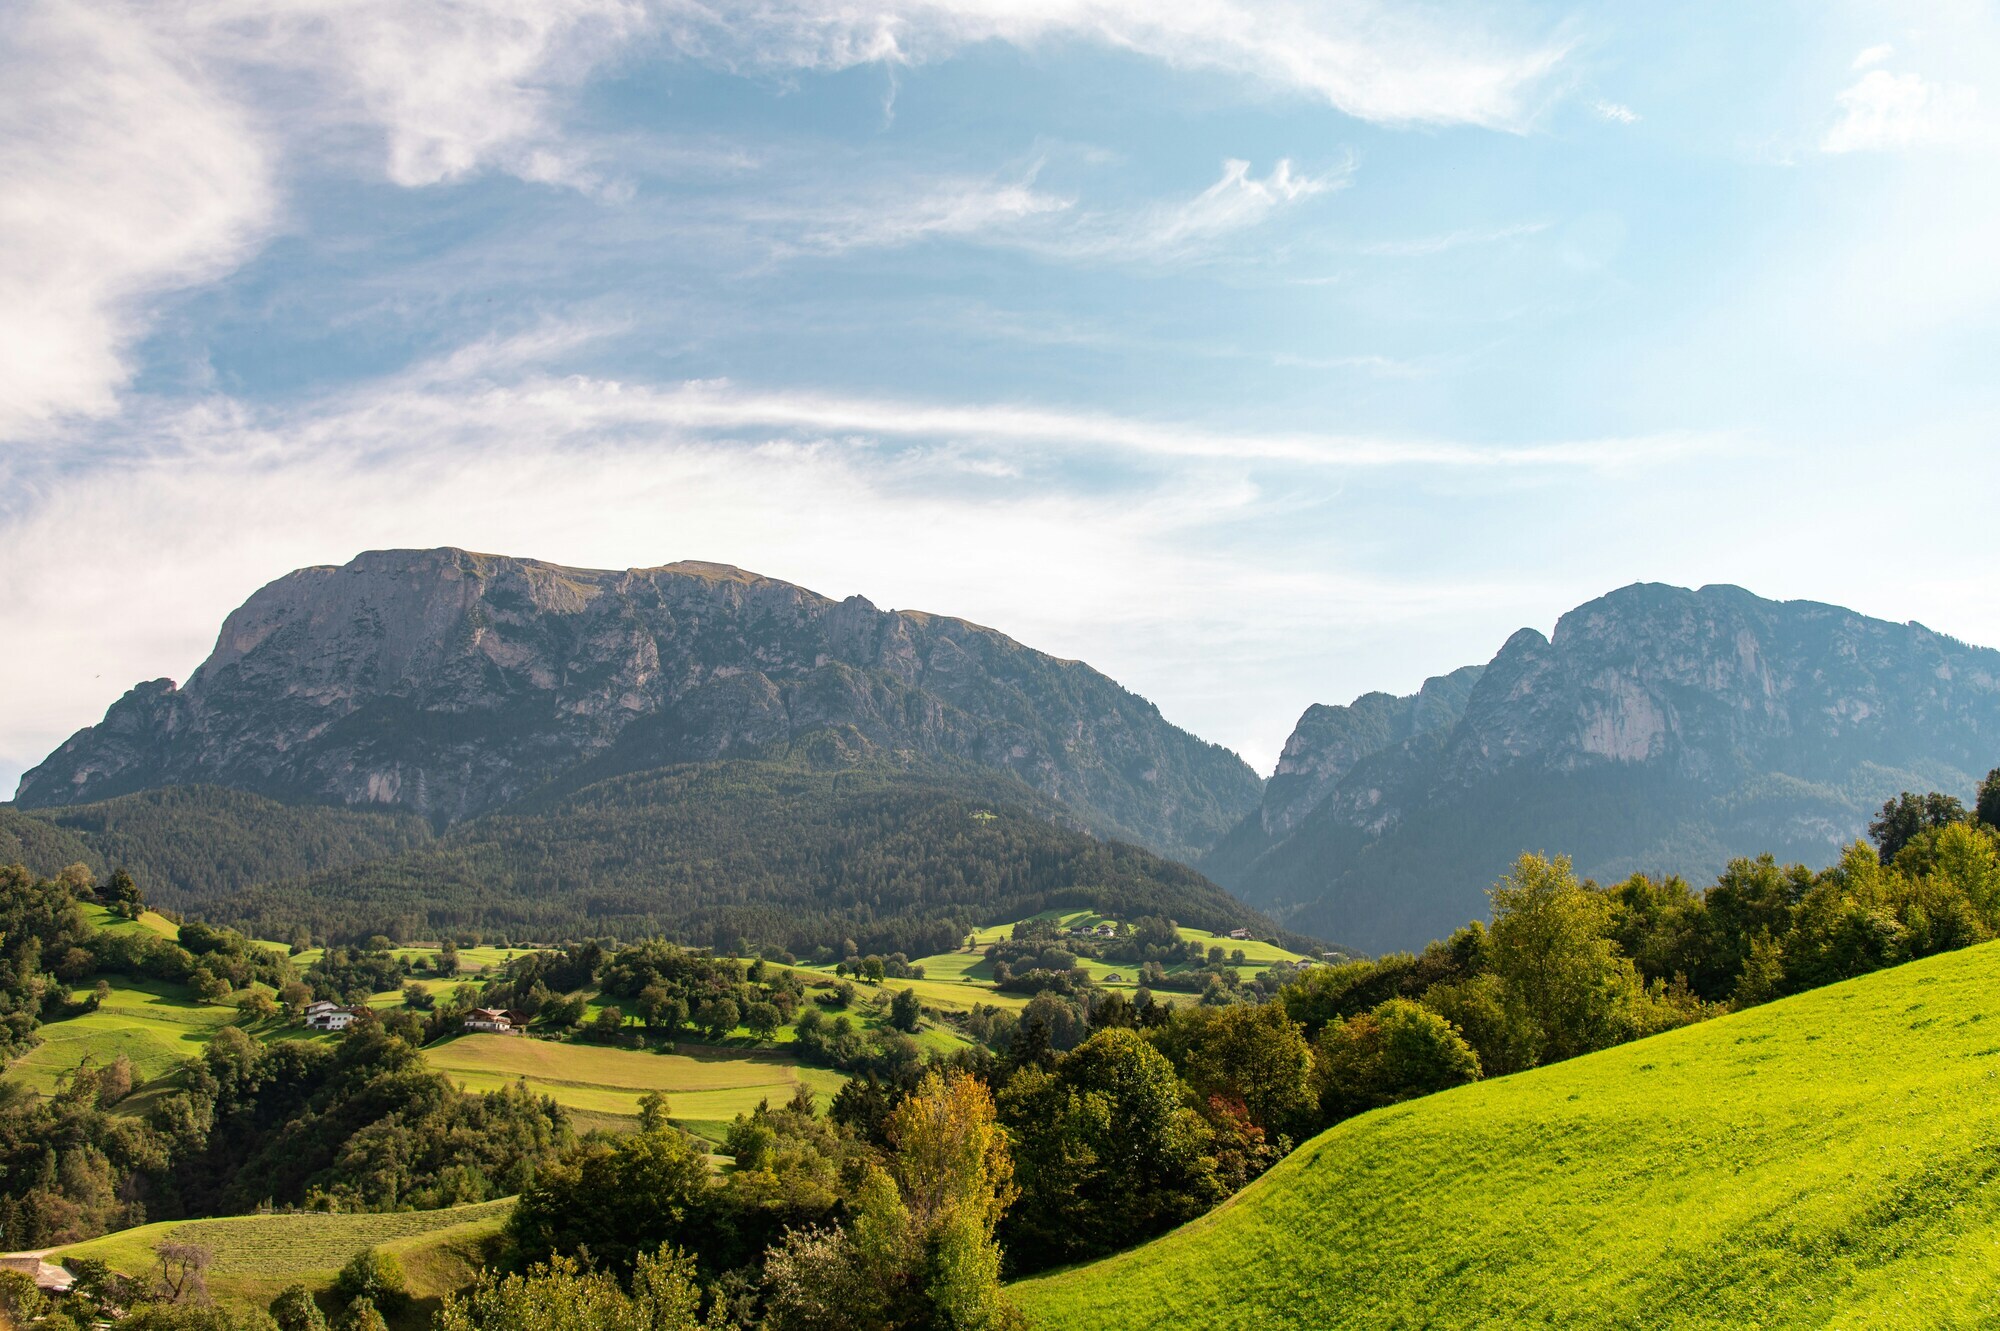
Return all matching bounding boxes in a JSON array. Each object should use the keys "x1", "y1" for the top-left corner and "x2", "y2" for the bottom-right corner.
[
  {"x1": 306, "y1": 1006, "x2": 359, "y2": 1031},
  {"x1": 1227, "y1": 928, "x2": 1253, "y2": 941},
  {"x1": 0, "y1": 1257, "x2": 74, "y2": 1293},
  {"x1": 464, "y1": 1008, "x2": 519, "y2": 1034},
  {"x1": 1105, "y1": 972, "x2": 1123, "y2": 982},
  {"x1": 1092, "y1": 922, "x2": 1118, "y2": 938},
  {"x1": 302, "y1": 999, "x2": 339, "y2": 1018}
]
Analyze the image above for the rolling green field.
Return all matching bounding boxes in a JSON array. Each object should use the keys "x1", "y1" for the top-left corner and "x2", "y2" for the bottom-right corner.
[
  {"x1": 910, "y1": 908, "x2": 1308, "y2": 1001},
  {"x1": 1013, "y1": 940, "x2": 2000, "y2": 1330},
  {"x1": 54, "y1": 1199, "x2": 512, "y2": 1310},
  {"x1": 6, "y1": 979, "x2": 245, "y2": 1095},
  {"x1": 79, "y1": 902, "x2": 181, "y2": 938},
  {"x1": 423, "y1": 1033, "x2": 848, "y2": 1127}
]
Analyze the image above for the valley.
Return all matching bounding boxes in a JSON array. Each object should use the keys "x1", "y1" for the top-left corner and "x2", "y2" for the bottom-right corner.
[{"x1": 9, "y1": 566, "x2": 2000, "y2": 1331}]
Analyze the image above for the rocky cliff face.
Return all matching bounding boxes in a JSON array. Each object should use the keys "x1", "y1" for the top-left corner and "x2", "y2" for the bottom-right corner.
[
  {"x1": 17, "y1": 549, "x2": 1261, "y2": 859},
  {"x1": 1211, "y1": 583, "x2": 2000, "y2": 952}
]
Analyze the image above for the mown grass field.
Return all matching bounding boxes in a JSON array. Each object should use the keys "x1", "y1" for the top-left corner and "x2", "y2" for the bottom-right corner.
[
  {"x1": 424, "y1": 1033, "x2": 847, "y2": 1126},
  {"x1": 53, "y1": 1198, "x2": 512, "y2": 1311},
  {"x1": 6, "y1": 979, "x2": 243, "y2": 1095},
  {"x1": 1013, "y1": 940, "x2": 2000, "y2": 1330}
]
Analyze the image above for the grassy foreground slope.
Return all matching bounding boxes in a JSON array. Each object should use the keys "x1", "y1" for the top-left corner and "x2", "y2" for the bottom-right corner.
[
  {"x1": 54, "y1": 1199, "x2": 511, "y2": 1309},
  {"x1": 1014, "y1": 940, "x2": 2000, "y2": 1330}
]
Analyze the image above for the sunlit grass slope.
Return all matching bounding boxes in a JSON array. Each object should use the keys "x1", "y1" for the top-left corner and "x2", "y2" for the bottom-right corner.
[
  {"x1": 1014, "y1": 940, "x2": 2000, "y2": 1330},
  {"x1": 8, "y1": 979, "x2": 243, "y2": 1094},
  {"x1": 54, "y1": 1199, "x2": 511, "y2": 1309},
  {"x1": 424, "y1": 1033, "x2": 846, "y2": 1127}
]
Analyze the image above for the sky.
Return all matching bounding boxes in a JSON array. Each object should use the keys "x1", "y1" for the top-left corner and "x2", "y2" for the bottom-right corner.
[{"x1": 6, "y1": 1, "x2": 2000, "y2": 796}]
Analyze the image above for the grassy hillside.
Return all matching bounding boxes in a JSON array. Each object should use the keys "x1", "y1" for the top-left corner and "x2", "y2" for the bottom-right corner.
[
  {"x1": 1013, "y1": 940, "x2": 2000, "y2": 1330},
  {"x1": 53, "y1": 1199, "x2": 511, "y2": 1311},
  {"x1": 424, "y1": 1033, "x2": 848, "y2": 1139},
  {"x1": 7, "y1": 979, "x2": 248, "y2": 1095}
]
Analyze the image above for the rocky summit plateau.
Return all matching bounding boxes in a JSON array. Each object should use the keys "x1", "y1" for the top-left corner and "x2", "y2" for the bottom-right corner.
[
  {"x1": 17, "y1": 548, "x2": 1260, "y2": 861},
  {"x1": 1207, "y1": 582, "x2": 2000, "y2": 953}
]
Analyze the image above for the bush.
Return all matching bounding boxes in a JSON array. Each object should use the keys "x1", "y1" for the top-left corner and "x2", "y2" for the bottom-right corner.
[
  {"x1": 269, "y1": 1285, "x2": 329, "y2": 1331},
  {"x1": 332, "y1": 1250, "x2": 406, "y2": 1315},
  {"x1": 1314, "y1": 998, "x2": 1481, "y2": 1121}
]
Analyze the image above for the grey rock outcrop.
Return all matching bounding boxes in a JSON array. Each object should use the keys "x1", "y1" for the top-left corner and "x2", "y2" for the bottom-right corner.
[
  {"x1": 17, "y1": 549, "x2": 1260, "y2": 859},
  {"x1": 1210, "y1": 583, "x2": 2000, "y2": 952}
]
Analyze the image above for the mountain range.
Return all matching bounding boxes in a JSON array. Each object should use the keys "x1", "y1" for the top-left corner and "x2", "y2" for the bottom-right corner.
[
  {"x1": 16, "y1": 548, "x2": 1259, "y2": 861},
  {"x1": 12, "y1": 555, "x2": 2000, "y2": 956},
  {"x1": 1208, "y1": 583, "x2": 2000, "y2": 951}
]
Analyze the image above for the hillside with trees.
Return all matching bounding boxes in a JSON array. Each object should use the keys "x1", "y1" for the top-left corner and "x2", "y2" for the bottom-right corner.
[{"x1": 189, "y1": 758, "x2": 1279, "y2": 958}]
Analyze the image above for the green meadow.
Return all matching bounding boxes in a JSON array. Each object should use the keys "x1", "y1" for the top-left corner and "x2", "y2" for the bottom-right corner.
[
  {"x1": 54, "y1": 1199, "x2": 512, "y2": 1311},
  {"x1": 423, "y1": 1032, "x2": 848, "y2": 1129},
  {"x1": 909, "y1": 907, "x2": 1308, "y2": 999},
  {"x1": 1013, "y1": 939, "x2": 2000, "y2": 1330},
  {"x1": 79, "y1": 902, "x2": 180, "y2": 938},
  {"x1": 7, "y1": 979, "x2": 245, "y2": 1095}
]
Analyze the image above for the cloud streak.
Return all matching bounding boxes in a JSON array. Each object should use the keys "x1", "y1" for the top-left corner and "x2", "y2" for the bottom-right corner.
[
  {"x1": 0, "y1": 363, "x2": 1603, "y2": 792},
  {"x1": 657, "y1": 0, "x2": 1569, "y2": 130}
]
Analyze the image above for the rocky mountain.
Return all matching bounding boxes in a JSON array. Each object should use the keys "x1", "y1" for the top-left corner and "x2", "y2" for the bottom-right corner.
[
  {"x1": 16, "y1": 548, "x2": 1260, "y2": 862},
  {"x1": 1207, "y1": 583, "x2": 2000, "y2": 953}
]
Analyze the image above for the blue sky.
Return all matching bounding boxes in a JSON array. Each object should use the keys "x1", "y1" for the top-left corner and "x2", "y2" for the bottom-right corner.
[{"x1": 6, "y1": 0, "x2": 2000, "y2": 795}]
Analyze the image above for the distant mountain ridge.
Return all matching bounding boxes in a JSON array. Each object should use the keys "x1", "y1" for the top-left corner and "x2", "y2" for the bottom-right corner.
[
  {"x1": 1208, "y1": 583, "x2": 2000, "y2": 952},
  {"x1": 16, "y1": 548, "x2": 1260, "y2": 861}
]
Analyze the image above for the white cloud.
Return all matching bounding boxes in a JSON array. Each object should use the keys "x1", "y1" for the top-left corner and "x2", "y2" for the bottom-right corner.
[
  {"x1": 1123, "y1": 158, "x2": 1343, "y2": 257},
  {"x1": 1853, "y1": 44, "x2": 1895, "y2": 71},
  {"x1": 1822, "y1": 68, "x2": 1980, "y2": 152},
  {"x1": 1592, "y1": 99, "x2": 1638, "y2": 124},
  {"x1": 0, "y1": 0, "x2": 652, "y2": 437},
  {"x1": 728, "y1": 156, "x2": 1342, "y2": 266},
  {"x1": 188, "y1": 0, "x2": 647, "y2": 189},
  {"x1": 1357, "y1": 220, "x2": 1550, "y2": 258},
  {"x1": 3, "y1": 337, "x2": 1684, "y2": 789},
  {"x1": 783, "y1": 176, "x2": 1074, "y2": 253},
  {"x1": 656, "y1": 0, "x2": 1568, "y2": 130},
  {"x1": 0, "y1": 4, "x2": 275, "y2": 437},
  {"x1": 292, "y1": 336, "x2": 1714, "y2": 470}
]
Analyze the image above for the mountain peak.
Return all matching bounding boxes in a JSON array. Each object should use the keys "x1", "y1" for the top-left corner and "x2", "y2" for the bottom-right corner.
[
  {"x1": 1208, "y1": 581, "x2": 2000, "y2": 952},
  {"x1": 19, "y1": 548, "x2": 1259, "y2": 860}
]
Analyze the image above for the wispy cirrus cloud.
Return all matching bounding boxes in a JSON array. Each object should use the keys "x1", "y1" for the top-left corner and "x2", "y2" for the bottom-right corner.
[
  {"x1": 656, "y1": 0, "x2": 1569, "y2": 131},
  {"x1": 732, "y1": 156, "x2": 1344, "y2": 266},
  {"x1": 2, "y1": 1, "x2": 1561, "y2": 438},
  {"x1": 0, "y1": 321, "x2": 1716, "y2": 790}
]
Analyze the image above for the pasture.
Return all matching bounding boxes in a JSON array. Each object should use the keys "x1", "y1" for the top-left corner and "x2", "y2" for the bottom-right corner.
[
  {"x1": 54, "y1": 1199, "x2": 512, "y2": 1311},
  {"x1": 1014, "y1": 939, "x2": 2000, "y2": 1330},
  {"x1": 79, "y1": 902, "x2": 180, "y2": 939},
  {"x1": 6, "y1": 979, "x2": 242, "y2": 1095},
  {"x1": 423, "y1": 1033, "x2": 847, "y2": 1126}
]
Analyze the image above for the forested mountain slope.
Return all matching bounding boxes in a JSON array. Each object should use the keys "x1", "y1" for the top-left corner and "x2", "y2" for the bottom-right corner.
[
  {"x1": 1013, "y1": 938, "x2": 2000, "y2": 1329},
  {"x1": 3, "y1": 785, "x2": 434, "y2": 905},
  {"x1": 199, "y1": 757, "x2": 1279, "y2": 956},
  {"x1": 17, "y1": 548, "x2": 1260, "y2": 862},
  {"x1": 1212, "y1": 583, "x2": 2000, "y2": 952}
]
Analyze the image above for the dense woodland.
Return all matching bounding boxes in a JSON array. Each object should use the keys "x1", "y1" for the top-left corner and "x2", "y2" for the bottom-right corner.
[
  {"x1": 2, "y1": 763, "x2": 1286, "y2": 961},
  {"x1": 6, "y1": 769, "x2": 2000, "y2": 1330}
]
